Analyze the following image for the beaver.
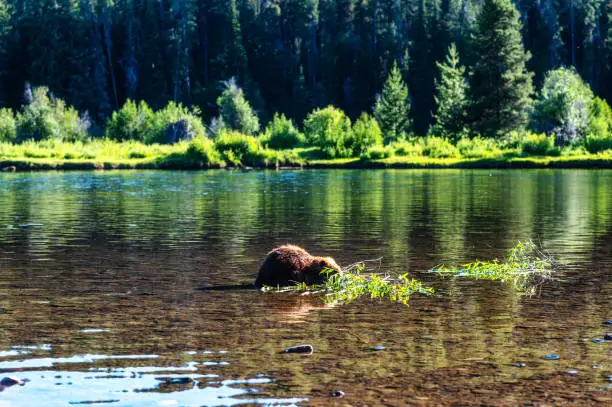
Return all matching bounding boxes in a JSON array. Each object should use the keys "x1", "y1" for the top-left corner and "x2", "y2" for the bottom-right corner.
[{"x1": 254, "y1": 245, "x2": 341, "y2": 288}]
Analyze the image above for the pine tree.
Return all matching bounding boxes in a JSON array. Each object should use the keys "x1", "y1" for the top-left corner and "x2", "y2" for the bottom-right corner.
[
  {"x1": 373, "y1": 61, "x2": 411, "y2": 141},
  {"x1": 431, "y1": 44, "x2": 469, "y2": 140},
  {"x1": 471, "y1": 0, "x2": 534, "y2": 137}
]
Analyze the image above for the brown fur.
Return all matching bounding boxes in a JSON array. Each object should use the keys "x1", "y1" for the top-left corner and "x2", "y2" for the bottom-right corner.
[{"x1": 254, "y1": 245, "x2": 341, "y2": 288}]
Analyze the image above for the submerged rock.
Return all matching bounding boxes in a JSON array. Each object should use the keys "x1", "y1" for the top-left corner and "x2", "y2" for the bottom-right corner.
[
  {"x1": 0, "y1": 377, "x2": 21, "y2": 386},
  {"x1": 283, "y1": 344, "x2": 313, "y2": 354},
  {"x1": 0, "y1": 376, "x2": 23, "y2": 391}
]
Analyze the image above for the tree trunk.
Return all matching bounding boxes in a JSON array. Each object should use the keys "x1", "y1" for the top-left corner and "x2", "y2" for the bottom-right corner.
[{"x1": 102, "y1": 4, "x2": 118, "y2": 108}]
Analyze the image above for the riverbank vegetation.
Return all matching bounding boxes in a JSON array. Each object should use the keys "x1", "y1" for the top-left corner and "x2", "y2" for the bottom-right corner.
[{"x1": 1, "y1": 0, "x2": 612, "y2": 170}]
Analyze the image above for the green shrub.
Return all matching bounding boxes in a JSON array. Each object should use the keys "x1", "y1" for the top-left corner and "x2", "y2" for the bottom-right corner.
[
  {"x1": 521, "y1": 133, "x2": 556, "y2": 155},
  {"x1": 421, "y1": 137, "x2": 460, "y2": 158},
  {"x1": 216, "y1": 78, "x2": 260, "y2": 135},
  {"x1": 0, "y1": 108, "x2": 17, "y2": 142},
  {"x1": 391, "y1": 140, "x2": 423, "y2": 156},
  {"x1": 262, "y1": 113, "x2": 304, "y2": 149},
  {"x1": 361, "y1": 145, "x2": 394, "y2": 160},
  {"x1": 456, "y1": 137, "x2": 503, "y2": 158},
  {"x1": 533, "y1": 67, "x2": 593, "y2": 145},
  {"x1": 186, "y1": 136, "x2": 222, "y2": 166},
  {"x1": 351, "y1": 113, "x2": 383, "y2": 156},
  {"x1": 303, "y1": 106, "x2": 352, "y2": 158},
  {"x1": 105, "y1": 99, "x2": 154, "y2": 142},
  {"x1": 214, "y1": 129, "x2": 264, "y2": 166},
  {"x1": 17, "y1": 86, "x2": 89, "y2": 142},
  {"x1": 105, "y1": 100, "x2": 204, "y2": 144},
  {"x1": 584, "y1": 98, "x2": 612, "y2": 153},
  {"x1": 148, "y1": 102, "x2": 206, "y2": 144}
]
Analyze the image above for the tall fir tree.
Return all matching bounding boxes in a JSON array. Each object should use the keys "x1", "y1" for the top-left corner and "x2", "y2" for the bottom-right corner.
[
  {"x1": 471, "y1": 0, "x2": 534, "y2": 136},
  {"x1": 373, "y1": 61, "x2": 411, "y2": 141},
  {"x1": 431, "y1": 43, "x2": 469, "y2": 139}
]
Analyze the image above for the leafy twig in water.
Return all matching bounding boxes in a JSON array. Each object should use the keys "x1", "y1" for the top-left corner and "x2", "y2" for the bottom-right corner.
[{"x1": 429, "y1": 241, "x2": 556, "y2": 295}]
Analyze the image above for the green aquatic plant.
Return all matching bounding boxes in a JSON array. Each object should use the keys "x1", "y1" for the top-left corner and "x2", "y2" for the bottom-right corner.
[
  {"x1": 262, "y1": 264, "x2": 434, "y2": 307},
  {"x1": 430, "y1": 241, "x2": 555, "y2": 295}
]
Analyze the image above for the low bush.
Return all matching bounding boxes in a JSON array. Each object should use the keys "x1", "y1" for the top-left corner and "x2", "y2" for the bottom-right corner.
[
  {"x1": 185, "y1": 136, "x2": 223, "y2": 166},
  {"x1": 214, "y1": 129, "x2": 264, "y2": 166},
  {"x1": 17, "y1": 86, "x2": 89, "y2": 142},
  {"x1": 303, "y1": 106, "x2": 352, "y2": 158},
  {"x1": 262, "y1": 113, "x2": 304, "y2": 149},
  {"x1": 105, "y1": 99, "x2": 154, "y2": 142},
  {"x1": 105, "y1": 100, "x2": 205, "y2": 144},
  {"x1": 361, "y1": 145, "x2": 395, "y2": 160},
  {"x1": 391, "y1": 140, "x2": 423, "y2": 157},
  {"x1": 421, "y1": 137, "x2": 460, "y2": 158},
  {"x1": 520, "y1": 133, "x2": 556, "y2": 155},
  {"x1": 456, "y1": 137, "x2": 503, "y2": 158},
  {"x1": 351, "y1": 113, "x2": 383, "y2": 156},
  {"x1": 0, "y1": 108, "x2": 17, "y2": 142}
]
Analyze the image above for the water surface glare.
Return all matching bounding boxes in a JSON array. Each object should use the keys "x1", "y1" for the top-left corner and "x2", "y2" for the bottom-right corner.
[{"x1": 0, "y1": 169, "x2": 611, "y2": 406}]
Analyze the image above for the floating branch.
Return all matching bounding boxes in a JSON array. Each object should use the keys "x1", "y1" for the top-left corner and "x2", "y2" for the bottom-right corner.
[
  {"x1": 263, "y1": 262, "x2": 434, "y2": 307},
  {"x1": 429, "y1": 241, "x2": 556, "y2": 295}
]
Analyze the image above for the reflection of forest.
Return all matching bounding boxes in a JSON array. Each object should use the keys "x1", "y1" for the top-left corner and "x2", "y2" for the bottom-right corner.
[
  {"x1": 0, "y1": 170, "x2": 610, "y2": 389},
  {"x1": 1, "y1": 170, "x2": 610, "y2": 267}
]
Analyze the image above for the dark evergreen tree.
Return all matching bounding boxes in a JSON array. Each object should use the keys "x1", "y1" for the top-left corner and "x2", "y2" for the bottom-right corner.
[
  {"x1": 471, "y1": 0, "x2": 534, "y2": 136},
  {"x1": 431, "y1": 44, "x2": 469, "y2": 139},
  {"x1": 373, "y1": 61, "x2": 411, "y2": 141}
]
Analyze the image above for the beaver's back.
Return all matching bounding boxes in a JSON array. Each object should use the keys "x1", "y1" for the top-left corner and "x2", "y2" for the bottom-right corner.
[{"x1": 254, "y1": 245, "x2": 315, "y2": 288}]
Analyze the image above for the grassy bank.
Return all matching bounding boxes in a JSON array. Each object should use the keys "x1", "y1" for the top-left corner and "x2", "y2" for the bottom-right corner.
[{"x1": 2, "y1": 139, "x2": 612, "y2": 171}]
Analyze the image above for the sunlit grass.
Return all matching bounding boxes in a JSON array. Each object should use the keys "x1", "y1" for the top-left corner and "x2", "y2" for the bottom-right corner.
[
  {"x1": 430, "y1": 241, "x2": 556, "y2": 295},
  {"x1": 262, "y1": 264, "x2": 434, "y2": 306}
]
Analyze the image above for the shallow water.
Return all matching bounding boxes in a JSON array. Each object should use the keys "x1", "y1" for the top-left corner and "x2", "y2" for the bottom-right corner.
[{"x1": 0, "y1": 169, "x2": 610, "y2": 406}]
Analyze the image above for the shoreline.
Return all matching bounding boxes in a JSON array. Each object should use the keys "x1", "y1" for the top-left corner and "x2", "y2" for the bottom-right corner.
[{"x1": 3, "y1": 155, "x2": 612, "y2": 171}]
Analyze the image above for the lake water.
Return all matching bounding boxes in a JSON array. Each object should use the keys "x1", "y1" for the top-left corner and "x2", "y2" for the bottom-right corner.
[{"x1": 0, "y1": 169, "x2": 610, "y2": 406}]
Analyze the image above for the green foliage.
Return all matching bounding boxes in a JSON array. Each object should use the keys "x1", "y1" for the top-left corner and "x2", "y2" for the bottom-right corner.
[
  {"x1": 322, "y1": 266, "x2": 434, "y2": 306},
  {"x1": 391, "y1": 140, "x2": 424, "y2": 157},
  {"x1": 351, "y1": 113, "x2": 383, "y2": 156},
  {"x1": 261, "y1": 113, "x2": 304, "y2": 150},
  {"x1": 520, "y1": 133, "x2": 557, "y2": 156},
  {"x1": 374, "y1": 62, "x2": 411, "y2": 142},
  {"x1": 105, "y1": 100, "x2": 205, "y2": 144},
  {"x1": 214, "y1": 129, "x2": 264, "y2": 166},
  {"x1": 431, "y1": 241, "x2": 555, "y2": 295},
  {"x1": 185, "y1": 136, "x2": 223, "y2": 167},
  {"x1": 303, "y1": 106, "x2": 353, "y2": 158},
  {"x1": 361, "y1": 145, "x2": 395, "y2": 160},
  {"x1": 432, "y1": 44, "x2": 469, "y2": 141},
  {"x1": 216, "y1": 78, "x2": 260, "y2": 135},
  {"x1": 420, "y1": 137, "x2": 460, "y2": 158},
  {"x1": 105, "y1": 100, "x2": 154, "y2": 142},
  {"x1": 456, "y1": 137, "x2": 503, "y2": 158},
  {"x1": 584, "y1": 97, "x2": 612, "y2": 153},
  {"x1": 471, "y1": 0, "x2": 534, "y2": 137},
  {"x1": 0, "y1": 108, "x2": 17, "y2": 142},
  {"x1": 147, "y1": 102, "x2": 206, "y2": 144},
  {"x1": 263, "y1": 264, "x2": 434, "y2": 307},
  {"x1": 533, "y1": 68, "x2": 594, "y2": 145},
  {"x1": 17, "y1": 86, "x2": 89, "y2": 142}
]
